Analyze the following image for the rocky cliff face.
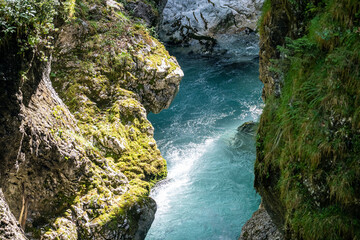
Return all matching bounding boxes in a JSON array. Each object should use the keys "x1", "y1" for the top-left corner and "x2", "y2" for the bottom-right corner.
[
  {"x1": 160, "y1": 0, "x2": 263, "y2": 57},
  {"x1": 253, "y1": 0, "x2": 360, "y2": 239},
  {"x1": 0, "y1": 0, "x2": 182, "y2": 239}
]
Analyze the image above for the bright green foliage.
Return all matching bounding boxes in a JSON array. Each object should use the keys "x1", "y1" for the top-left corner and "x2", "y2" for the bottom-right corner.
[
  {"x1": 257, "y1": 0, "x2": 271, "y2": 35},
  {"x1": 257, "y1": 0, "x2": 360, "y2": 239},
  {"x1": 0, "y1": 0, "x2": 62, "y2": 60}
]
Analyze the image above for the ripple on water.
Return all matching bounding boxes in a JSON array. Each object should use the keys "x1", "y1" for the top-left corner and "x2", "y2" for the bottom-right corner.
[{"x1": 146, "y1": 50, "x2": 263, "y2": 240}]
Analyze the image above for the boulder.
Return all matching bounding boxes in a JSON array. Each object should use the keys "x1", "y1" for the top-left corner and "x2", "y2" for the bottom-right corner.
[
  {"x1": 160, "y1": 0, "x2": 263, "y2": 56},
  {"x1": 239, "y1": 205, "x2": 283, "y2": 240}
]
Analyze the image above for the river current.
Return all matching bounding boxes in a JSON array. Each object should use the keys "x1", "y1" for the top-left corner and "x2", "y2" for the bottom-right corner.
[{"x1": 146, "y1": 48, "x2": 263, "y2": 240}]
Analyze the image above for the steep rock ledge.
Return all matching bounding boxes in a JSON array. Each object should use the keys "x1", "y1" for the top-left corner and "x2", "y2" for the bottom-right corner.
[
  {"x1": 252, "y1": 0, "x2": 360, "y2": 239},
  {"x1": 0, "y1": 0, "x2": 182, "y2": 239}
]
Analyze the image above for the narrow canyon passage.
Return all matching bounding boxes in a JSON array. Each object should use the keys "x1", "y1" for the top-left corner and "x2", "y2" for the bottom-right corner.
[{"x1": 146, "y1": 48, "x2": 263, "y2": 240}]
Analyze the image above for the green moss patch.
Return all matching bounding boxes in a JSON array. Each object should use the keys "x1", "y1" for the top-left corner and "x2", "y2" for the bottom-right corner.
[{"x1": 257, "y1": 0, "x2": 360, "y2": 239}]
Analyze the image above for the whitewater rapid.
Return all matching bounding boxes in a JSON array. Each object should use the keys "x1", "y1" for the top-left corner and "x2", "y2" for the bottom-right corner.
[{"x1": 146, "y1": 49, "x2": 263, "y2": 240}]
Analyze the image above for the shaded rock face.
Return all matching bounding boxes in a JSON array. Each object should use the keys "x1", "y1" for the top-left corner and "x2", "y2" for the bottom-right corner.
[
  {"x1": 0, "y1": 190, "x2": 27, "y2": 240},
  {"x1": 237, "y1": 121, "x2": 258, "y2": 135},
  {"x1": 253, "y1": 0, "x2": 298, "y2": 233},
  {"x1": 239, "y1": 206, "x2": 283, "y2": 240},
  {"x1": 125, "y1": 1, "x2": 158, "y2": 27},
  {"x1": 0, "y1": 44, "x2": 86, "y2": 224},
  {"x1": 0, "y1": 45, "x2": 91, "y2": 238},
  {"x1": 258, "y1": 2, "x2": 287, "y2": 100},
  {"x1": 255, "y1": 0, "x2": 360, "y2": 239},
  {"x1": 254, "y1": 0, "x2": 307, "y2": 231},
  {"x1": 258, "y1": 0, "x2": 306, "y2": 100},
  {"x1": 124, "y1": 0, "x2": 169, "y2": 27},
  {"x1": 254, "y1": 0, "x2": 316, "y2": 233},
  {"x1": 160, "y1": 0, "x2": 263, "y2": 56},
  {"x1": 133, "y1": 197, "x2": 157, "y2": 240}
]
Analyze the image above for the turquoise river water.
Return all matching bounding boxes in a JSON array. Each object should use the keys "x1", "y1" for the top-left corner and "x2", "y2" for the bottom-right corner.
[{"x1": 146, "y1": 49, "x2": 263, "y2": 240}]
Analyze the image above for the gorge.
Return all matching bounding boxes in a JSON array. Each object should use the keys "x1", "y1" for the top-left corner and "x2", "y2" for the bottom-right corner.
[
  {"x1": 146, "y1": 48, "x2": 262, "y2": 239},
  {"x1": 1, "y1": 0, "x2": 360, "y2": 239}
]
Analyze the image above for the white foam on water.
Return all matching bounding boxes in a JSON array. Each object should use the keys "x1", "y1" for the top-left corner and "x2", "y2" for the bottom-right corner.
[
  {"x1": 150, "y1": 137, "x2": 218, "y2": 215},
  {"x1": 146, "y1": 48, "x2": 263, "y2": 240},
  {"x1": 249, "y1": 104, "x2": 263, "y2": 120}
]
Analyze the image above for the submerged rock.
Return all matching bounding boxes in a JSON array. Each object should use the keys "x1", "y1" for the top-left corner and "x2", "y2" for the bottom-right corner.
[
  {"x1": 237, "y1": 121, "x2": 258, "y2": 135},
  {"x1": 231, "y1": 121, "x2": 258, "y2": 151}
]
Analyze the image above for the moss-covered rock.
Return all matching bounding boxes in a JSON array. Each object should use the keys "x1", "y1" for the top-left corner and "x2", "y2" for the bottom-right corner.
[
  {"x1": 0, "y1": 0, "x2": 182, "y2": 239},
  {"x1": 255, "y1": 0, "x2": 360, "y2": 239}
]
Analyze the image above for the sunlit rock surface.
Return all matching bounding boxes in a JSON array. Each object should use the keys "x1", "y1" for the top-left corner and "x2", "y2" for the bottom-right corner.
[
  {"x1": 0, "y1": 0, "x2": 182, "y2": 239},
  {"x1": 159, "y1": 0, "x2": 263, "y2": 57},
  {"x1": 239, "y1": 206, "x2": 283, "y2": 240}
]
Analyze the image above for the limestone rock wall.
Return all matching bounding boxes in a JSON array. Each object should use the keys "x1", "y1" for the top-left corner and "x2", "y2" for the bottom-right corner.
[{"x1": 160, "y1": 0, "x2": 263, "y2": 56}]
